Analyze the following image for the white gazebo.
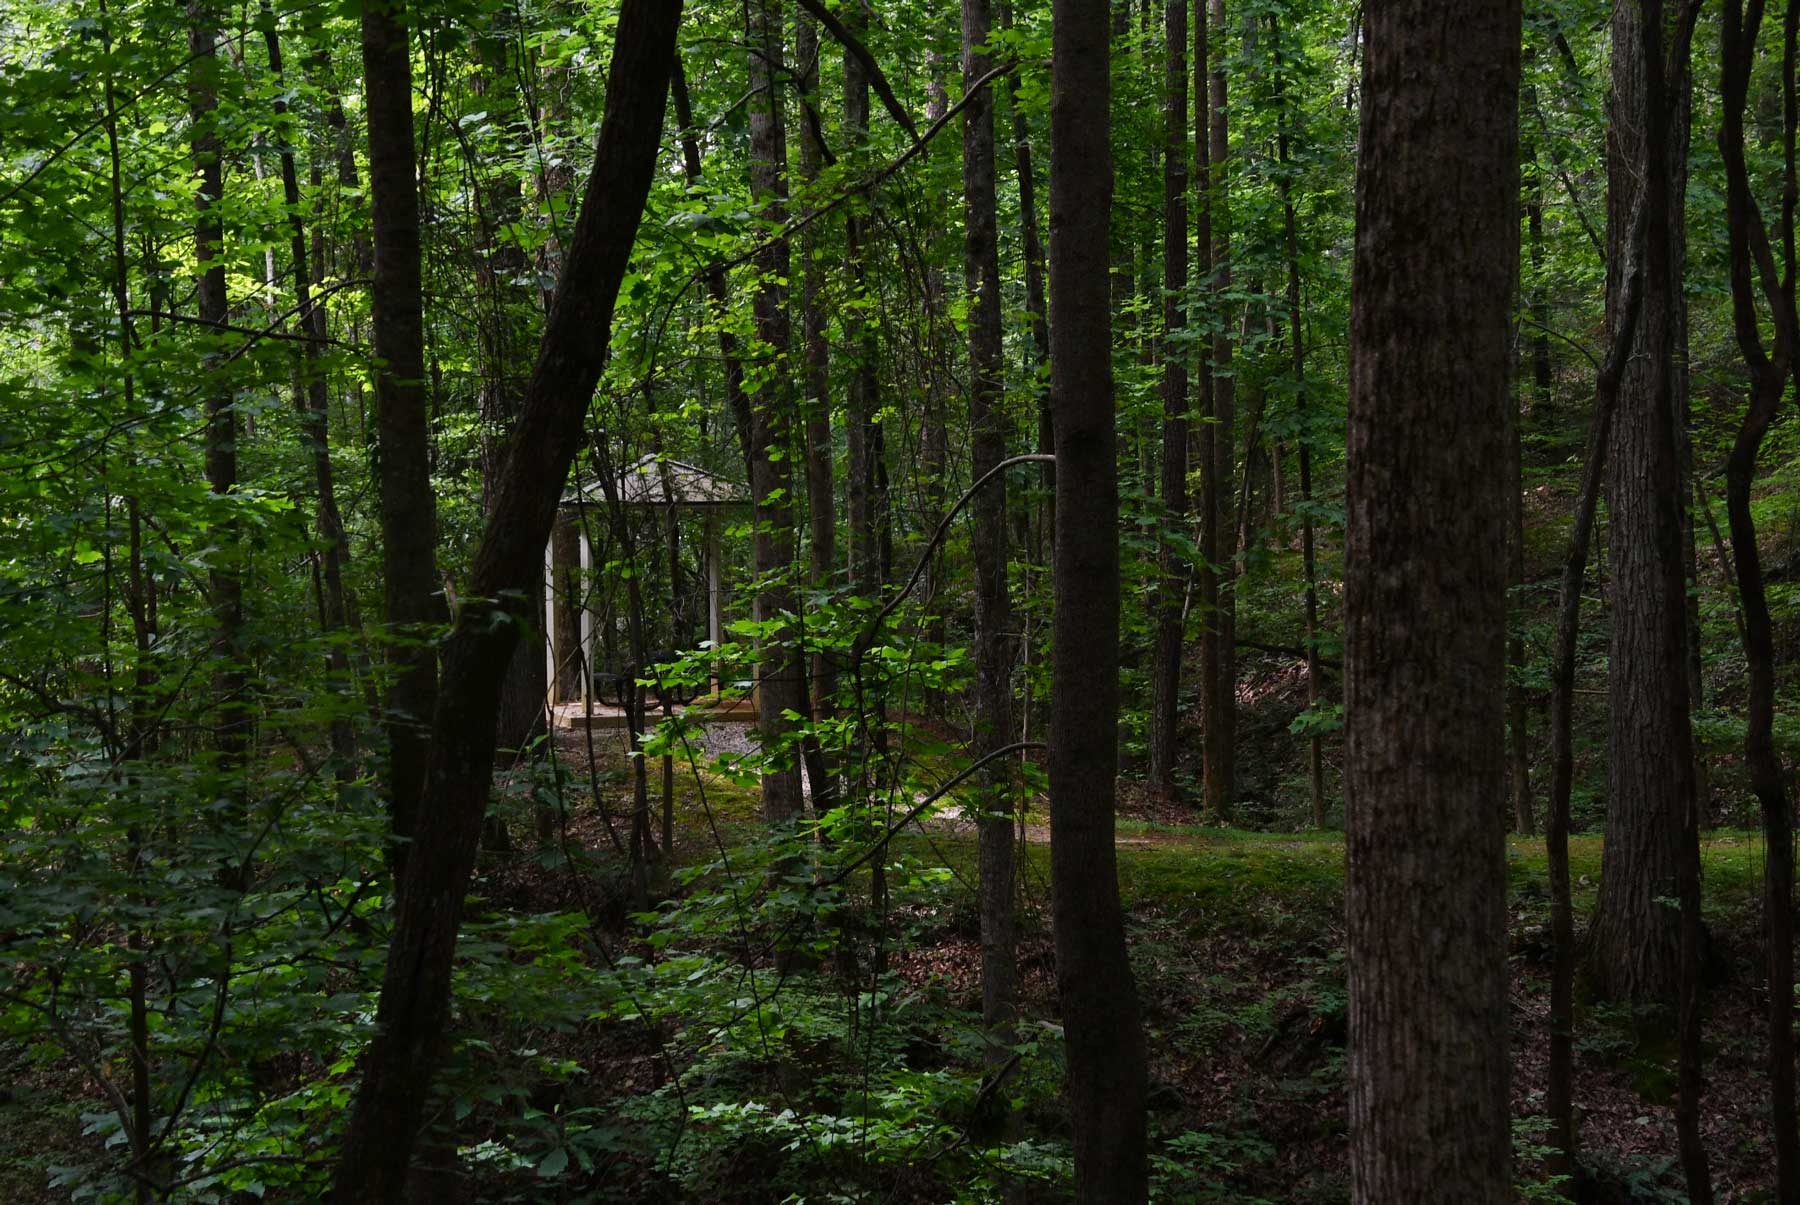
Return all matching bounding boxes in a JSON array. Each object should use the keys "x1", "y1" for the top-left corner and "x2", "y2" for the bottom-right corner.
[{"x1": 543, "y1": 455, "x2": 750, "y2": 726}]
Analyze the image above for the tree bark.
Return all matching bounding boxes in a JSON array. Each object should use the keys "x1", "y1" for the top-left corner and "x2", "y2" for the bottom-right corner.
[
  {"x1": 363, "y1": 0, "x2": 440, "y2": 858},
  {"x1": 328, "y1": 2, "x2": 679, "y2": 1193},
  {"x1": 1147, "y1": 0, "x2": 1188, "y2": 796},
  {"x1": 1719, "y1": 1, "x2": 1799, "y2": 1193},
  {"x1": 1201, "y1": 0, "x2": 1235, "y2": 823},
  {"x1": 1344, "y1": 1, "x2": 1518, "y2": 1198},
  {"x1": 961, "y1": 0, "x2": 1018, "y2": 1094},
  {"x1": 1587, "y1": 0, "x2": 1695, "y2": 1008},
  {"x1": 188, "y1": 1, "x2": 247, "y2": 773},
  {"x1": 1048, "y1": 0, "x2": 1147, "y2": 1196},
  {"x1": 844, "y1": 4, "x2": 882, "y2": 599},
  {"x1": 746, "y1": 0, "x2": 807, "y2": 827},
  {"x1": 795, "y1": 14, "x2": 838, "y2": 725},
  {"x1": 1270, "y1": 12, "x2": 1323, "y2": 828},
  {"x1": 1001, "y1": 0, "x2": 1052, "y2": 503}
]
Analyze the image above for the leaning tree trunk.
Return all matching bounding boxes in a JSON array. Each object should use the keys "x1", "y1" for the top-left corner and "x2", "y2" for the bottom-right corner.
[
  {"x1": 328, "y1": 3, "x2": 680, "y2": 1194},
  {"x1": 1047, "y1": 0, "x2": 1147, "y2": 1198},
  {"x1": 1343, "y1": 0, "x2": 1519, "y2": 1199}
]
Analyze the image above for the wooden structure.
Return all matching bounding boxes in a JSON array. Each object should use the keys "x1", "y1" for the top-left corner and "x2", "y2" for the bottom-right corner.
[{"x1": 543, "y1": 455, "x2": 751, "y2": 729}]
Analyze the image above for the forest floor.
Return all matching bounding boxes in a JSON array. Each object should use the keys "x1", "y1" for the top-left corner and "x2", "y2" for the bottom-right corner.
[{"x1": 0, "y1": 719, "x2": 1786, "y2": 1202}]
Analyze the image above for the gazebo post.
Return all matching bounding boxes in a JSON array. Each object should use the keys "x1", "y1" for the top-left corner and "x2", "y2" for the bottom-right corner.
[{"x1": 705, "y1": 513, "x2": 723, "y2": 695}]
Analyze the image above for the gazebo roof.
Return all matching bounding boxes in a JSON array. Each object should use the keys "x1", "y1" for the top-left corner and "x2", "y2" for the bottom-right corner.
[{"x1": 561, "y1": 454, "x2": 748, "y2": 509}]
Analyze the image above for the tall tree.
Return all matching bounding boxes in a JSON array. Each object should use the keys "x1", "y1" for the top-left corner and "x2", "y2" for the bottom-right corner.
[
  {"x1": 795, "y1": 13, "x2": 838, "y2": 723},
  {"x1": 188, "y1": 1, "x2": 247, "y2": 773},
  {"x1": 1719, "y1": 0, "x2": 1800, "y2": 1192},
  {"x1": 1147, "y1": 0, "x2": 1188, "y2": 796},
  {"x1": 1269, "y1": 7, "x2": 1323, "y2": 828},
  {"x1": 1586, "y1": 0, "x2": 1698, "y2": 1007},
  {"x1": 1048, "y1": 0, "x2": 1147, "y2": 1196},
  {"x1": 329, "y1": 0, "x2": 681, "y2": 1193},
  {"x1": 843, "y1": 1, "x2": 883, "y2": 598},
  {"x1": 745, "y1": 0, "x2": 807, "y2": 827},
  {"x1": 962, "y1": 0, "x2": 1018, "y2": 1090},
  {"x1": 1000, "y1": 0, "x2": 1052, "y2": 496},
  {"x1": 1343, "y1": 0, "x2": 1519, "y2": 1198},
  {"x1": 363, "y1": 0, "x2": 440, "y2": 856},
  {"x1": 1200, "y1": 0, "x2": 1235, "y2": 823}
]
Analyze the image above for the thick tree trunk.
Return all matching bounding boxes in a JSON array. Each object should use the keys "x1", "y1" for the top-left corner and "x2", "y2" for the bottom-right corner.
[
  {"x1": 1343, "y1": 1, "x2": 1518, "y2": 1198},
  {"x1": 328, "y1": 3, "x2": 679, "y2": 1194},
  {"x1": 363, "y1": 0, "x2": 440, "y2": 858},
  {"x1": 1201, "y1": 0, "x2": 1235, "y2": 823},
  {"x1": 1147, "y1": 0, "x2": 1188, "y2": 796},
  {"x1": 746, "y1": 0, "x2": 807, "y2": 826},
  {"x1": 1587, "y1": 0, "x2": 1695, "y2": 1008},
  {"x1": 962, "y1": 0, "x2": 1018, "y2": 1091},
  {"x1": 1048, "y1": 0, "x2": 1147, "y2": 1196}
]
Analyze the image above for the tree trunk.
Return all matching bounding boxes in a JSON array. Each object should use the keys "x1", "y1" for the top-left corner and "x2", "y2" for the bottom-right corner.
[
  {"x1": 1343, "y1": 1, "x2": 1518, "y2": 1198},
  {"x1": 1201, "y1": 0, "x2": 1235, "y2": 823},
  {"x1": 795, "y1": 14, "x2": 838, "y2": 725},
  {"x1": 1587, "y1": 0, "x2": 1696, "y2": 1008},
  {"x1": 1270, "y1": 12, "x2": 1323, "y2": 828},
  {"x1": 1048, "y1": 0, "x2": 1147, "y2": 1196},
  {"x1": 844, "y1": 6, "x2": 882, "y2": 599},
  {"x1": 188, "y1": 2, "x2": 247, "y2": 774},
  {"x1": 1002, "y1": 0, "x2": 1052, "y2": 504},
  {"x1": 363, "y1": 0, "x2": 440, "y2": 860},
  {"x1": 746, "y1": 0, "x2": 807, "y2": 827},
  {"x1": 1147, "y1": 0, "x2": 1188, "y2": 797},
  {"x1": 328, "y1": 3, "x2": 679, "y2": 1194},
  {"x1": 1718, "y1": 2, "x2": 1799, "y2": 1193},
  {"x1": 961, "y1": 0, "x2": 1018, "y2": 1096}
]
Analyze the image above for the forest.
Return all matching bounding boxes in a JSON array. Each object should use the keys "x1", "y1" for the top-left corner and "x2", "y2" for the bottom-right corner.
[{"x1": 0, "y1": 0, "x2": 1797, "y2": 1199}]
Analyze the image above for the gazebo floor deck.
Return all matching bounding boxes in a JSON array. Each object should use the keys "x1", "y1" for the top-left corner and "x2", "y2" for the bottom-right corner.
[{"x1": 552, "y1": 694, "x2": 759, "y2": 731}]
